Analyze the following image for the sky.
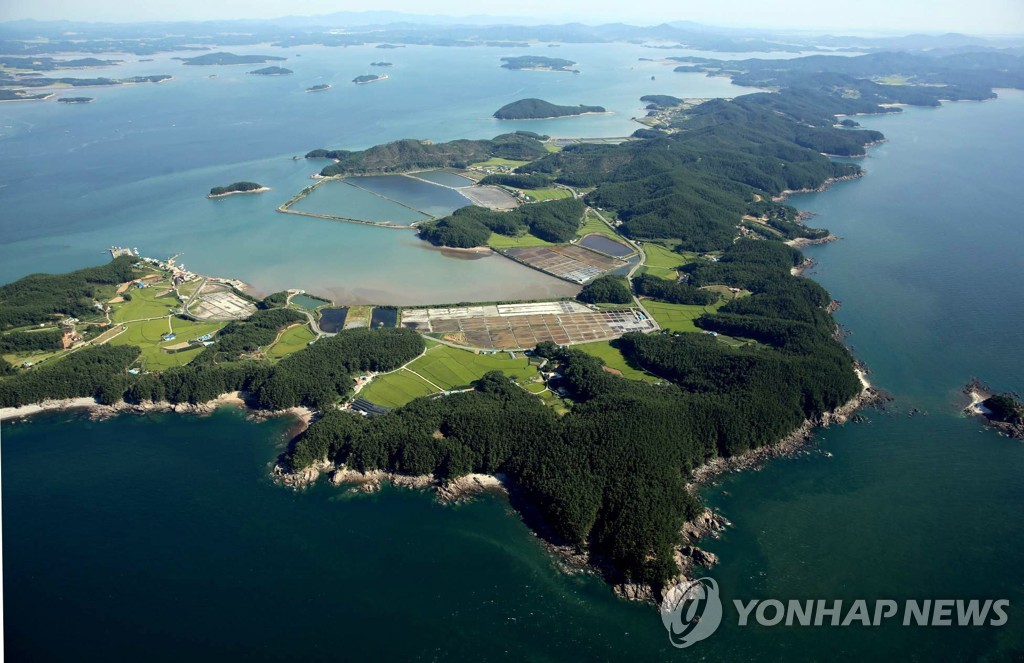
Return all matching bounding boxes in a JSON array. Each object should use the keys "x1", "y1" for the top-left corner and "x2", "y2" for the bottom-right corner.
[{"x1": 0, "y1": 0, "x2": 1022, "y2": 35}]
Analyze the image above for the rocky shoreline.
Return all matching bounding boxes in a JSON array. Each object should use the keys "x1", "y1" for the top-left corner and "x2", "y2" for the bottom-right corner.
[
  {"x1": 772, "y1": 172, "x2": 864, "y2": 202},
  {"x1": 0, "y1": 391, "x2": 312, "y2": 431}
]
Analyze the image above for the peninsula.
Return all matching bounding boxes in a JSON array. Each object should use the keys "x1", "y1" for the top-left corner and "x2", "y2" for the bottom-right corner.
[
  {"x1": 493, "y1": 98, "x2": 606, "y2": 120},
  {"x1": 500, "y1": 55, "x2": 579, "y2": 73},
  {"x1": 208, "y1": 182, "x2": 269, "y2": 198},
  {"x1": 249, "y1": 66, "x2": 293, "y2": 76}
]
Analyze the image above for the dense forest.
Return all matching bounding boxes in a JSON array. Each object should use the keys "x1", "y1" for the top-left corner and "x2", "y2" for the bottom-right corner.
[
  {"x1": 493, "y1": 98, "x2": 605, "y2": 120},
  {"x1": 577, "y1": 275, "x2": 632, "y2": 304},
  {"x1": 0, "y1": 255, "x2": 136, "y2": 329},
  {"x1": 419, "y1": 198, "x2": 585, "y2": 248},
  {"x1": 209, "y1": 181, "x2": 264, "y2": 196},
  {"x1": 307, "y1": 133, "x2": 549, "y2": 176}
]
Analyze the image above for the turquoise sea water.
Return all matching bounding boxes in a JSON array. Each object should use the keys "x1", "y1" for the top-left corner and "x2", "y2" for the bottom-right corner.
[
  {"x1": 2, "y1": 49, "x2": 1023, "y2": 659},
  {"x1": 0, "y1": 43, "x2": 758, "y2": 304}
]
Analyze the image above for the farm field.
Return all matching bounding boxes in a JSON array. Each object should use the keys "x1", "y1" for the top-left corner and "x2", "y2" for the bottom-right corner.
[
  {"x1": 574, "y1": 340, "x2": 658, "y2": 382},
  {"x1": 360, "y1": 344, "x2": 542, "y2": 408},
  {"x1": 109, "y1": 317, "x2": 224, "y2": 371},
  {"x1": 267, "y1": 324, "x2": 316, "y2": 360},
  {"x1": 643, "y1": 299, "x2": 722, "y2": 333},
  {"x1": 110, "y1": 284, "x2": 179, "y2": 322}
]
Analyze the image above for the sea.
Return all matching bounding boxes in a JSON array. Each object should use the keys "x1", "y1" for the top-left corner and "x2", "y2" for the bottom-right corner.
[{"x1": 2, "y1": 42, "x2": 1023, "y2": 660}]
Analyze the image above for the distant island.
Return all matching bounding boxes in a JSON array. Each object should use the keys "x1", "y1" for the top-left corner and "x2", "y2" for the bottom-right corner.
[
  {"x1": 179, "y1": 52, "x2": 287, "y2": 66},
  {"x1": 493, "y1": 98, "x2": 606, "y2": 120},
  {"x1": 249, "y1": 66, "x2": 293, "y2": 76},
  {"x1": 375, "y1": 44, "x2": 404, "y2": 49},
  {"x1": 208, "y1": 181, "x2": 269, "y2": 198},
  {"x1": 370, "y1": 62, "x2": 392, "y2": 67},
  {"x1": 306, "y1": 83, "x2": 331, "y2": 92},
  {"x1": 500, "y1": 56, "x2": 578, "y2": 73},
  {"x1": 57, "y1": 97, "x2": 94, "y2": 104},
  {"x1": 353, "y1": 74, "x2": 388, "y2": 84}
]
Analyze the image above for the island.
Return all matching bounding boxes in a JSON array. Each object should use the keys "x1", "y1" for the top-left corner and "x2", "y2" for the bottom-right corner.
[
  {"x1": 370, "y1": 62, "x2": 393, "y2": 67},
  {"x1": 305, "y1": 84, "x2": 331, "y2": 93},
  {"x1": 500, "y1": 55, "x2": 579, "y2": 73},
  {"x1": 207, "y1": 182, "x2": 269, "y2": 198},
  {"x1": 965, "y1": 381, "x2": 1024, "y2": 440},
  {"x1": 179, "y1": 52, "x2": 287, "y2": 66},
  {"x1": 493, "y1": 98, "x2": 606, "y2": 120},
  {"x1": 57, "y1": 96, "x2": 94, "y2": 104},
  {"x1": 249, "y1": 66, "x2": 293, "y2": 76},
  {"x1": 353, "y1": 74, "x2": 388, "y2": 84}
]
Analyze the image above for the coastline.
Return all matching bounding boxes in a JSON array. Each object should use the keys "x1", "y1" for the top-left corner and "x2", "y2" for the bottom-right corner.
[
  {"x1": 207, "y1": 186, "x2": 271, "y2": 199},
  {"x1": 0, "y1": 391, "x2": 312, "y2": 429},
  {"x1": 772, "y1": 172, "x2": 864, "y2": 202}
]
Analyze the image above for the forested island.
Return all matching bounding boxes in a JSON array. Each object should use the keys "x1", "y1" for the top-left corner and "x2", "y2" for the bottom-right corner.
[
  {"x1": 493, "y1": 98, "x2": 606, "y2": 120},
  {"x1": 370, "y1": 61, "x2": 393, "y2": 67},
  {"x1": 208, "y1": 181, "x2": 268, "y2": 198},
  {"x1": 353, "y1": 74, "x2": 387, "y2": 84},
  {"x1": 179, "y1": 52, "x2": 287, "y2": 66},
  {"x1": 500, "y1": 56, "x2": 579, "y2": 72},
  {"x1": 249, "y1": 66, "x2": 293, "y2": 76},
  {"x1": 306, "y1": 84, "x2": 331, "y2": 92},
  {"x1": 57, "y1": 97, "x2": 94, "y2": 104}
]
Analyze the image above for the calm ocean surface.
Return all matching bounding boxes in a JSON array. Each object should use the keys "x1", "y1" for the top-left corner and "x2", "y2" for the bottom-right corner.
[{"x1": 2, "y1": 44, "x2": 1023, "y2": 659}]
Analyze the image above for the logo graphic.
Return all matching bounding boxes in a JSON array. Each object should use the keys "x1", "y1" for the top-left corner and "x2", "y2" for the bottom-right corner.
[{"x1": 660, "y1": 577, "x2": 723, "y2": 648}]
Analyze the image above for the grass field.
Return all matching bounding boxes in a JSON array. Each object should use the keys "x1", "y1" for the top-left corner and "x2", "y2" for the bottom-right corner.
[
  {"x1": 345, "y1": 305, "x2": 372, "y2": 328},
  {"x1": 267, "y1": 324, "x2": 316, "y2": 360},
  {"x1": 487, "y1": 232, "x2": 555, "y2": 249},
  {"x1": 575, "y1": 340, "x2": 658, "y2": 382},
  {"x1": 360, "y1": 344, "x2": 543, "y2": 408},
  {"x1": 522, "y1": 187, "x2": 572, "y2": 202},
  {"x1": 359, "y1": 369, "x2": 437, "y2": 408},
  {"x1": 110, "y1": 284, "x2": 179, "y2": 322},
  {"x1": 644, "y1": 299, "x2": 723, "y2": 333},
  {"x1": 577, "y1": 210, "x2": 625, "y2": 241},
  {"x1": 109, "y1": 317, "x2": 224, "y2": 371}
]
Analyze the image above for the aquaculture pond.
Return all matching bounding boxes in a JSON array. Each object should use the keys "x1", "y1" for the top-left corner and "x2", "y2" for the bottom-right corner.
[
  {"x1": 350, "y1": 175, "x2": 472, "y2": 218},
  {"x1": 369, "y1": 307, "x2": 400, "y2": 328},
  {"x1": 578, "y1": 233, "x2": 634, "y2": 257},
  {"x1": 317, "y1": 307, "x2": 349, "y2": 333},
  {"x1": 290, "y1": 294, "x2": 330, "y2": 310},
  {"x1": 410, "y1": 170, "x2": 476, "y2": 188},
  {"x1": 289, "y1": 180, "x2": 430, "y2": 225}
]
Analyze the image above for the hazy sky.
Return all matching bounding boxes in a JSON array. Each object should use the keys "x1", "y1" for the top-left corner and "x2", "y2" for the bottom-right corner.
[{"x1": 1, "y1": 0, "x2": 1022, "y2": 35}]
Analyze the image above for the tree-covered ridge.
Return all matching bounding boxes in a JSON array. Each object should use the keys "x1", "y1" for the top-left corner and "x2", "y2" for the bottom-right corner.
[
  {"x1": 0, "y1": 326, "x2": 424, "y2": 410},
  {"x1": 306, "y1": 133, "x2": 549, "y2": 177},
  {"x1": 632, "y1": 273, "x2": 718, "y2": 305},
  {"x1": 209, "y1": 181, "x2": 265, "y2": 196},
  {"x1": 179, "y1": 52, "x2": 286, "y2": 65},
  {"x1": 493, "y1": 98, "x2": 605, "y2": 120},
  {"x1": 419, "y1": 198, "x2": 585, "y2": 248},
  {"x1": 640, "y1": 94, "x2": 684, "y2": 108},
  {"x1": 500, "y1": 56, "x2": 577, "y2": 72},
  {"x1": 577, "y1": 275, "x2": 632, "y2": 304},
  {"x1": 0, "y1": 256, "x2": 136, "y2": 329}
]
